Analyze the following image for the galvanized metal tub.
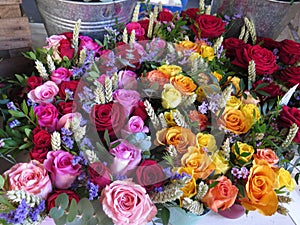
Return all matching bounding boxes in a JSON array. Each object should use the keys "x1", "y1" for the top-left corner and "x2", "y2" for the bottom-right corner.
[
  {"x1": 210, "y1": 0, "x2": 300, "y2": 39},
  {"x1": 35, "y1": 0, "x2": 136, "y2": 41}
]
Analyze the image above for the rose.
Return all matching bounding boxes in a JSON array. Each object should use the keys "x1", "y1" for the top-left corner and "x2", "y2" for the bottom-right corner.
[
  {"x1": 241, "y1": 91, "x2": 260, "y2": 105},
  {"x1": 138, "y1": 19, "x2": 150, "y2": 36},
  {"x1": 161, "y1": 84, "x2": 182, "y2": 109},
  {"x1": 113, "y1": 89, "x2": 140, "y2": 116},
  {"x1": 146, "y1": 70, "x2": 170, "y2": 88},
  {"x1": 34, "y1": 103, "x2": 58, "y2": 132},
  {"x1": 176, "y1": 40, "x2": 201, "y2": 53},
  {"x1": 199, "y1": 45, "x2": 215, "y2": 61},
  {"x1": 57, "y1": 112, "x2": 82, "y2": 130},
  {"x1": 28, "y1": 81, "x2": 59, "y2": 103},
  {"x1": 241, "y1": 103, "x2": 261, "y2": 125},
  {"x1": 241, "y1": 159, "x2": 278, "y2": 216},
  {"x1": 57, "y1": 101, "x2": 74, "y2": 114},
  {"x1": 256, "y1": 37, "x2": 281, "y2": 51},
  {"x1": 188, "y1": 110, "x2": 208, "y2": 131},
  {"x1": 101, "y1": 179, "x2": 157, "y2": 225},
  {"x1": 274, "y1": 168, "x2": 296, "y2": 191},
  {"x1": 135, "y1": 159, "x2": 166, "y2": 191},
  {"x1": 110, "y1": 139, "x2": 142, "y2": 176},
  {"x1": 29, "y1": 147, "x2": 49, "y2": 163},
  {"x1": 279, "y1": 39, "x2": 300, "y2": 65},
  {"x1": 212, "y1": 151, "x2": 230, "y2": 175},
  {"x1": 47, "y1": 189, "x2": 80, "y2": 211},
  {"x1": 228, "y1": 76, "x2": 241, "y2": 94},
  {"x1": 181, "y1": 146, "x2": 215, "y2": 180},
  {"x1": 123, "y1": 116, "x2": 149, "y2": 135},
  {"x1": 27, "y1": 76, "x2": 43, "y2": 90},
  {"x1": 252, "y1": 80, "x2": 283, "y2": 98},
  {"x1": 223, "y1": 37, "x2": 246, "y2": 59},
  {"x1": 88, "y1": 162, "x2": 112, "y2": 190},
  {"x1": 32, "y1": 129, "x2": 51, "y2": 148},
  {"x1": 131, "y1": 101, "x2": 148, "y2": 121},
  {"x1": 50, "y1": 67, "x2": 72, "y2": 85},
  {"x1": 157, "y1": 9, "x2": 173, "y2": 22},
  {"x1": 278, "y1": 66, "x2": 300, "y2": 88},
  {"x1": 191, "y1": 14, "x2": 226, "y2": 39},
  {"x1": 46, "y1": 34, "x2": 66, "y2": 48},
  {"x1": 232, "y1": 142, "x2": 255, "y2": 163},
  {"x1": 202, "y1": 176, "x2": 238, "y2": 212},
  {"x1": 255, "y1": 148, "x2": 279, "y2": 167},
  {"x1": 44, "y1": 150, "x2": 82, "y2": 189},
  {"x1": 226, "y1": 96, "x2": 242, "y2": 109},
  {"x1": 58, "y1": 80, "x2": 79, "y2": 100},
  {"x1": 279, "y1": 106, "x2": 300, "y2": 143},
  {"x1": 4, "y1": 160, "x2": 52, "y2": 199},
  {"x1": 126, "y1": 22, "x2": 146, "y2": 40},
  {"x1": 79, "y1": 35, "x2": 102, "y2": 55},
  {"x1": 157, "y1": 64, "x2": 182, "y2": 77},
  {"x1": 232, "y1": 44, "x2": 278, "y2": 75},
  {"x1": 181, "y1": 8, "x2": 200, "y2": 21},
  {"x1": 58, "y1": 38, "x2": 74, "y2": 59},
  {"x1": 176, "y1": 167, "x2": 197, "y2": 199},
  {"x1": 118, "y1": 70, "x2": 138, "y2": 90},
  {"x1": 196, "y1": 133, "x2": 218, "y2": 153},
  {"x1": 170, "y1": 74, "x2": 197, "y2": 95}
]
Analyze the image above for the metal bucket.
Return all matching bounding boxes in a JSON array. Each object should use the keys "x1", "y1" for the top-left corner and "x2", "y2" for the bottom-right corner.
[
  {"x1": 210, "y1": 0, "x2": 300, "y2": 39},
  {"x1": 35, "y1": 0, "x2": 136, "y2": 41}
]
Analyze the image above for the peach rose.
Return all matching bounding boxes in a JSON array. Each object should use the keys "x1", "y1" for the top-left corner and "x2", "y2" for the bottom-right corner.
[
  {"x1": 202, "y1": 176, "x2": 238, "y2": 212},
  {"x1": 241, "y1": 159, "x2": 278, "y2": 216},
  {"x1": 255, "y1": 148, "x2": 279, "y2": 167},
  {"x1": 196, "y1": 133, "x2": 218, "y2": 153},
  {"x1": 176, "y1": 40, "x2": 201, "y2": 53},
  {"x1": 181, "y1": 146, "x2": 215, "y2": 180},
  {"x1": 155, "y1": 126, "x2": 196, "y2": 154},
  {"x1": 170, "y1": 74, "x2": 197, "y2": 95},
  {"x1": 157, "y1": 64, "x2": 182, "y2": 77},
  {"x1": 188, "y1": 110, "x2": 208, "y2": 131},
  {"x1": 146, "y1": 70, "x2": 170, "y2": 87}
]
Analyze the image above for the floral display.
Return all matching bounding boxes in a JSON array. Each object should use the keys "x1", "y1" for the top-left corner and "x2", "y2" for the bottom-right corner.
[{"x1": 0, "y1": 1, "x2": 299, "y2": 225}]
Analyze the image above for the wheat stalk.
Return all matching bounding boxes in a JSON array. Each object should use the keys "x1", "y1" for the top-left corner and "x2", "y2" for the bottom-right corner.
[
  {"x1": 144, "y1": 100, "x2": 161, "y2": 130},
  {"x1": 131, "y1": 2, "x2": 140, "y2": 22},
  {"x1": 105, "y1": 76, "x2": 113, "y2": 103},
  {"x1": 35, "y1": 60, "x2": 48, "y2": 80},
  {"x1": 51, "y1": 131, "x2": 61, "y2": 151},
  {"x1": 46, "y1": 54, "x2": 55, "y2": 72}
]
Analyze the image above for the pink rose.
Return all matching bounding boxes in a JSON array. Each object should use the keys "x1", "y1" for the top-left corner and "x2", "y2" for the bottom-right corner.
[
  {"x1": 113, "y1": 89, "x2": 140, "y2": 116},
  {"x1": 126, "y1": 22, "x2": 145, "y2": 40},
  {"x1": 51, "y1": 67, "x2": 72, "y2": 85},
  {"x1": 101, "y1": 179, "x2": 157, "y2": 225},
  {"x1": 122, "y1": 116, "x2": 149, "y2": 137},
  {"x1": 118, "y1": 70, "x2": 138, "y2": 90},
  {"x1": 45, "y1": 34, "x2": 67, "y2": 49},
  {"x1": 4, "y1": 160, "x2": 52, "y2": 199},
  {"x1": 79, "y1": 35, "x2": 102, "y2": 54},
  {"x1": 110, "y1": 139, "x2": 142, "y2": 176},
  {"x1": 34, "y1": 103, "x2": 58, "y2": 132},
  {"x1": 28, "y1": 81, "x2": 59, "y2": 103},
  {"x1": 57, "y1": 112, "x2": 82, "y2": 130}
]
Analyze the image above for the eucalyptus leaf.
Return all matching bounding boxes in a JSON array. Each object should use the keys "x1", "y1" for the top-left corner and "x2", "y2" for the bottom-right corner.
[
  {"x1": 49, "y1": 207, "x2": 65, "y2": 219},
  {"x1": 24, "y1": 128, "x2": 32, "y2": 138},
  {"x1": 55, "y1": 193, "x2": 69, "y2": 210},
  {"x1": 67, "y1": 199, "x2": 78, "y2": 223},
  {"x1": 78, "y1": 198, "x2": 94, "y2": 219}
]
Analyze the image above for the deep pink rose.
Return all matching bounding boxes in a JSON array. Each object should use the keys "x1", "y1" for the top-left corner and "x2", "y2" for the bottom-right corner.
[
  {"x1": 27, "y1": 76, "x2": 43, "y2": 90},
  {"x1": 44, "y1": 150, "x2": 82, "y2": 189},
  {"x1": 223, "y1": 37, "x2": 246, "y2": 59},
  {"x1": 113, "y1": 89, "x2": 140, "y2": 116},
  {"x1": 118, "y1": 70, "x2": 138, "y2": 90},
  {"x1": 79, "y1": 35, "x2": 102, "y2": 54},
  {"x1": 126, "y1": 22, "x2": 145, "y2": 40},
  {"x1": 157, "y1": 9, "x2": 174, "y2": 22},
  {"x1": 58, "y1": 80, "x2": 79, "y2": 100},
  {"x1": 32, "y1": 129, "x2": 51, "y2": 148},
  {"x1": 34, "y1": 103, "x2": 58, "y2": 132},
  {"x1": 138, "y1": 19, "x2": 150, "y2": 36},
  {"x1": 4, "y1": 160, "x2": 52, "y2": 199},
  {"x1": 88, "y1": 162, "x2": 112, "y2": 190},
  {"x1": 278, "y1": 66, "x2": 300, "y2": 88},
  {"x1": 101, "y1": 179, "x2": 157, "y2": 225},
  {"x1": 279, "y1": 106, "x2": 300, "y2": 143},
  {"x1": 47, "y1": 189, "x2": 80, "y2": 211},
  {"x1": 110, "y1": 139, "x2": 142, "y2": 176},
  {"x1": 279, "y1": 39, "x2": 300, "y2": 65},
  {"x1": 28, "y1": 81, "x2": 59, "y2": 103},
  {"x1": 51, "y1": 67, "x2": 72, "y2": 85}
]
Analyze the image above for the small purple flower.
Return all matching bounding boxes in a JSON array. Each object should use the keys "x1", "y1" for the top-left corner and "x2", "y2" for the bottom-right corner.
[
  {"x1": 154, "y1": 186, "x2": 163, "y2": 193},
  {"x1": 239, "y1": 167, "x2": 250, "y2": 179},
  {"x1": 167, "y1": 26, "x2": 172, "y2": 32},
  {"x1": 6, "y1": 102, "x2": 17, "y2": 110},
  {"x1": 65, "y1": 88, "x2": 74, "y2": 100},
  {"x1": 198, "y1": 101, "x2": 209, "y2": 114},
  {"x1": 231, "y1": 167, "x2": 240, "y2": 177},
  {"x1": 9, "y1": 119, "x2": 21, "y2": 128},
  {"x1": 61, "y1": 128, "x2": 73, "y2": 136},
  {"x1": 87, "y1": 180, "x2": 99, "y2": 200}
]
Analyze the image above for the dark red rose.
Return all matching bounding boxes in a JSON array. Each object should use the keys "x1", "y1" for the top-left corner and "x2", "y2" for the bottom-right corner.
[
  {"x1": 135, "y1": 159, "x2": 166, "y2": 191},
  {"x1": 131, "y1": 101, "x2": 148, "y2": 121},
  {"x1": 256, "y1": 37, "x2": 281, "y2": 52},
  {"x1": 253, "y1": 80, "x2": 284, "y2": 98},
  {"x1": 32, "y1": 129, "x2": 51, "y2": 148},
  {"x1": 27, "y1": 76, "x2": 43, "y2": 90},
  {"x1": 88, "y1": 162, "x2": 112, "y2": 190},
  {"x1": 58, "y1": 38, "x2": 74, "y2": 59},
  {"x1": 280, "y1": 106, "x2": 300, "y2": 143},
  {"x1": 191, "y1": 14, "x2": 226, "y2": 39},
  {"x1": 279, "y1": 39, "x2": 300, "y2": 65},
  {"x1": 232, "y1": 44, "x2": 278, "y2": 75},
  {"x1": 223, "y1": 37, "x2": 246, "y2": 59},
  {"x1": 58, "y1": 80, "x2": 79, "y2": 100},
  {"x1": 57, "y1": 101, "x2": 75, "y2": 114},
  {"x1": 90, "y1": 102, "x2": 126, "y2": 138},
  {"x1": 29, "y1": 147, "x2": 49, "y2": 163},
  {"x1": 181, "y1": 8, "x2": 201, "y2": 22},
  {"x1": 157, "y1": 10, "x2": 173, "y2": 22},
  {"x1": 47, "y1": 189, "x2": 80, "y2": 211},
  {"x1": 278, "y1": 66, "x2": 300, "y2": 88},
  {"x1": 62, "y1": 32, "x2": 73, "y2": 40},
  {"x1": 138, "y1": 19, "x2": 150, "y2": 36}
]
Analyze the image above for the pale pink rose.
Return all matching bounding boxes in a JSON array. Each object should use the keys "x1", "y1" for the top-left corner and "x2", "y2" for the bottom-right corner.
[
  {"x1": 110, "y1": 139, "x2": 142, "y2": 176},
  {"x1": 57, "y1": 112, "x2": 82, "y2": 130},
  {"x1": 101, "y1": 179, "x2": 157, "y2": 225},
  {"x1": 45, "y1": 34, "x2": 67, "y2": 48},
  {"x1": 122, "y1": 116, "x2": 149, "y2": 137},
  {"x1": 28, "y1": 81, "x2": 59, "y2": 103},
  {"x1": 113, "y1": 89, "x2": 140, "y2": 116},
  {"x1": 4, "y1": 160, "x2": 52, "y2": 199},
  {"x1": 118, "y1": 70, "x2": 138, "y2": 90},
  {"x1": 44, "y1": 150, "x2": 82, "y2": 189},
  {"x1": 51, "y1": 67, "x2": 72, "y2": 85},
  {"x1": 34, "y1": 103, "x2": 58, "y2": 132},
  {"x1": 133, "y1": 42, "x2": 147, "y2": 56}
]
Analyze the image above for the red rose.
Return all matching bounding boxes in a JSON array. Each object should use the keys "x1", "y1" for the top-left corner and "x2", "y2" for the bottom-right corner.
[
  {"x1": 90, "y1": 102, "x2": 126, "y2": 138},
  {"x1": 58, "y1": 80, "x2": 79, "y2": 100},
  {"x1": 27, "y1": 76, "x2": 43, "y2": 90},
  {"x1": 138, "y1": 19, "x2": 150, "y2": 36},
  {"x1": 279, "y1": 39, "x2": 300, "y2": 65},
  {"x1": 88, "y1": 162, "x2": 112, "y2": 190},
  {"x1": 252, "y1": 80, "x2": 284, "y2": 98},
  {"x1": 256, "y1": 37, "x2": 281, "y2": 52},
  {"x1": 29, "y1": 147, "x2": 49, "y2": 163},
  {"x1": 47, "y1": 189, "x2": 80, "y2": 211},
  {"x1": 181, "y1": 8, "x2": 201, "y2": 22},
  {"x1": 135, "y1": 159, "x2": 166, "y2": 191},
  {"x1": 280, "y1": 106, "x2": 300, "y2": 143},
  {"x1": 32, "y1": 129, "x2": 51, "y2": 148},
  {"x1": 191, "y1": 14, "x2": 226, "y2": 39},
  {"x1": 58, "y1": 39, "x2": 74, "y2": 59},
  {"x1": 223, "y1": 37, "x2": 246, "y2": 59},
  {"x1": 131, "y1": 101, "x2": 148, "y2": 121},
  {"x1": 232, "y1": 44, "x2": 278, "y2": 75},
  {"x1": 57, "y1": 101, "x2": 75, "y2": 114},
  {"x1": 279, "y1": 66, "x2": 300, "y2": 88},
  {"x1": 157, "y1": 10, "x2": 173, "y2": 22}
]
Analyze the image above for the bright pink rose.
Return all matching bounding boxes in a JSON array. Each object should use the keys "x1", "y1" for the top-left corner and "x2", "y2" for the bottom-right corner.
[
  {"x1": 44, "y1": 150, "x2": 82, "y2": 189},
  {"x1": 113, "y1": 89, "x2": 140, "y2": 116},
  {"x1": 28, "y1": 81, "x2": 59, "y2": 103},
  {"x1": 34, "y1": 103, "x2": 58, "y2": 132},
  {"x1": 79, "y1": 35, "x2": 102, "y2": 54},
  {"x1": 110, "y1": 139, "x2": 142, "y2": 176},
  {"x1": 51, "y1": 67, "x2": 72, "y2": 85},
  {"x1": 118, "y1": 70, "x2": 138, "y2": 90},
  {"x1": 100, "y1": 179, "x2": 157, "y2": 225},
  {"x1": 124, "y1": 116, "x2": 149, "y2": 134},
  {"x1": 126, "y1": 22, "x2": 145, "y2": 40},
  {"x1": 4, "y1": 160, "x2": 52, "y2": 199}
]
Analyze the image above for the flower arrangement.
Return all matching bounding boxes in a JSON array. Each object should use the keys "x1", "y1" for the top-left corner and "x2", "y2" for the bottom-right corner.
[{"x1": 0, "y1": 1, "x2": 300, "y2": 225}]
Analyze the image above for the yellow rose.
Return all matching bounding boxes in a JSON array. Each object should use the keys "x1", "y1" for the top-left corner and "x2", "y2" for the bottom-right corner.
[
  {"x1": 176, "y1": 40, "x2": 201, "y2": 53},
  {"x1": 196, "y1": 86, "x2": 206, "y2": 102},
  {"x1": 200, "y1": 45, "x2": 215, "y2": 61},
  {"x1": 212, "y1": 151, "x2": 230, "y2": 175},
  {"x1": 170, "y1": 74, "x2": 197, "y2": 95},
  {"x1": 274, "y1": 168, "x2": 296, "y2": 191},
  {"x1": 226, "y1": 96, "x2": 242, "y2": 109},
  {"x1": 158, "y1": 65, "x2": 182, "y2": 77},
  {"x1": 232, "y1": 142, "x2": 254, "y2": 163},
  {"x1": 212, "y1": 71, "x2": 223, "y2": 82},
  {"x1": 164, "y1": 111, "x2": 177, "y2": 127},
  {"x1": 228, "y1": 76, "x2": 241, "y2": 94},
  {"x1": 241, "y1": 103, "x2": 261, "y2": 124},
  {"x1": 176, "y1": 167, "x2": 197, "y2": 201},
  {"x1": 181, "y1": 146, "x2": 215, "y2": 180},
  {"x1": 189, "y1": 52, "x2": 201, "y2": 61},
  {"x1": 196, "y1": 133, "x2": 218, "y2": 153},
  {"x1": 161, "y1": 84, "x2": 182, "y2": 109}
]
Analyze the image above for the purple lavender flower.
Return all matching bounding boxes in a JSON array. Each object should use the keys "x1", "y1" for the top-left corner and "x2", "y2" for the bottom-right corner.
[
  {"x1": 9, "y1": 119, "x2": 21, "y2": 128},
  {"x1": 198, "y1": 101, "x2": 209, "y2": 114},
  {"x1": 154, "y1": 186, "x2": 164, "y2": 193},
  {"x1": 6, "y1": 102, "x2": 17, "y2": 111},
  {"x1": 0, "y1": 199, "x2": 29, "y2": 224},
  {"x1": 239, "y1": 167, "x2": 250, "y2": 179},
  {"x1": 65, "y1": 88, "x2": 74, "y2": 100},
  {"x1": 87, "y1": 180, "x2": 99, "y2": 200},
  {"x1": 62, "y1": 136, "x2": 74, "y2": 149},
  {"x1": 61, "y1": 128, "x2": 73, "y2": 136}
]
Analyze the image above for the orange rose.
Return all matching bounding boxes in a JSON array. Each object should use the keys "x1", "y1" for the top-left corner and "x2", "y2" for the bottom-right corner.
[
  {"x1": 170, "y1": 74, "x2": 197, "y2": 95},
  {"x1": 146, "y1": 70, "x2": 170, "y2": 87},
  {"x1": 254, "y1": 148, "x2": 279, "y2": 167},
  {"x1": 201, "y1": 176, "x2": 238, "y2": 212},
  {"x1": 155, "y1": 126, "x2": 196, "y2": 154},
  {"x1": 181, "y1": 146, "x2": 215, "y2": 180},
  {"x1": 176, "y1": 40, "x2": 201, "y2": 53},
  {"x1": 219, "y1": 107, "x2": 251, "y2": 134},
  {"x1": 188, "y1": 110, "x2": 208, "y2": 131},
  {"x1": 241, "y1": 159, "x2": 278, "y2": 216}
]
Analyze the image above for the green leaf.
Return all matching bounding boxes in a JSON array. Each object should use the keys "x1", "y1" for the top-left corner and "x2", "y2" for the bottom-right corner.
[
  {"x1": 19, "y1": 142, "x2": 33, "y2": 150},
  {"x1": 208, "y1": 181, "x2": 219, "y2": 188},
  {"x1": 67, "y1": 199, "x2": 78, "y2": 223},
  {"x1": 234, "y1": 142, "x2": 240, "y2": 155},
  {"x1": 160, "y1": 206, "x2": 170, "y2": 225},
  {"x1": 86, "y1": 217, "x2": 98, "y2": 225},
  {"x1": 78, "y1": 198, "x2": 94, "y2": 219},
  {"x1": 15, "y1": 74, "x2": 25, "y2": 84},
  {"x1": 0, "y1": 175, "x2": 4, "y2": 189},
  {"x1": 21, "y1": 100, "x2": 28, "y2": 115},
  {"x1": 55, "y1": 193, "x2": 69, "y2": 210},
  {"x1": 29, "y1": 106, "x2": 35, "y2": 121},
  {"x1": 50, "y1": 207, "x2": 65, "y2": 219},
  {"x1": 104, "y1": 129, "x2": 110, "y2": 148},
  {"x1": 8, "y1": 110, "x2": 26, "y2": 118},
  {"x1": 24, "y1": 128, "x2": 32, "y2": 138},
  {"x1": 240, "y1": 152, "x2": 251, "y2": 157}
]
